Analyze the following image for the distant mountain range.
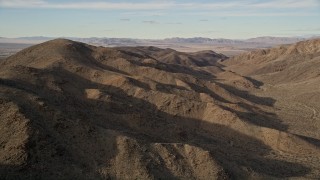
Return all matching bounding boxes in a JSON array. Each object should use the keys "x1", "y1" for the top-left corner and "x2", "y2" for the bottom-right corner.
[
  {"x1": 245, "y1": 36, "x2": 308, "y2": 44},
  {"x1": 1, "y1": 36, "x2": 319, "y2": 47},
  {"x1": 163, "y1": 37, "x2": 244, "y2": 44}
]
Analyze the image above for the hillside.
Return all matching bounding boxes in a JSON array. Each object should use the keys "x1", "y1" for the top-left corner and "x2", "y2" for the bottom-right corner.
[
  {"x1": 223, "y1": 39, "x2": 320, "y2": 83},
  {"x1": 0, "y1": 39, "x2": 320, "y2": 179},
  {"x1": 222, "y1": 38, "x2": 320, "y2": 154}
]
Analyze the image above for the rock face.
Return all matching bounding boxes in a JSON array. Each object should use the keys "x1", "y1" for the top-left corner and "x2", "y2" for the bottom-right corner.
[{"x1": 0, "y1": 39, "x2": 320, "y2": 179}]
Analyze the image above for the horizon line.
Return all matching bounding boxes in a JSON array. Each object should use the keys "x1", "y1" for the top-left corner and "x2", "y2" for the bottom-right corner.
[{"x1": 2, "y1": 34, "x2": 320, "y2": 41}]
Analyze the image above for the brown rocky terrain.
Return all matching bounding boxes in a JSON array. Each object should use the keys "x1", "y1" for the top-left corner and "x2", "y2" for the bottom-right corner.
[
  {"x1": 0, "y1": 39, "x2": 319, "y2": 179},
  {"x1": 222, "y1": 39, "x2": 320, "y2": 142}
]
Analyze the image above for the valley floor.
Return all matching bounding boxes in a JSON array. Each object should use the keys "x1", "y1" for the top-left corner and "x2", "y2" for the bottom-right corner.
[
  {"x1": 249, "y1": 77, "x2": 320, "y2": 177},
  {"x1": 213, "y1": 69, "x2": 320, "y2": 178},
  {"x1": 252, "y1": 78, "x2": 320, "y2": 142}
]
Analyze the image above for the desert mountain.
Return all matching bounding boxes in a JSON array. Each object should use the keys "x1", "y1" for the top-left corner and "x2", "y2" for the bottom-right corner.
[
  {"x1": 114, "y1": 46, "x2": 227, "y2": 67},
  {"x1": 163, "y1": 37, "x2": 244, "y2": 44},
  {"x1": 244, "y1": 36, "x2": 310, "y2": 44},
  {"x1": 223, "y1": 39, "x2": 320, "y2": 84},
  {"x1": 222, "y1": 38, "x2": 320, "y2": 159},
  {"x1": 0, "y1": 39, "x2": 320, "y2": 179}
]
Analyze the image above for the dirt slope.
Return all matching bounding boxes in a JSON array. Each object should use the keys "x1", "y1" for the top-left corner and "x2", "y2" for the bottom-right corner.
[
  {"x1": 222, "y1": 39, "x2": 320, "y2": 83},
  {"x1": 221, "y1": 39, "x2": 320, "y2": 177},
  {"x1": 0, "y1": 39, "x2": 319, "y2": 179}
]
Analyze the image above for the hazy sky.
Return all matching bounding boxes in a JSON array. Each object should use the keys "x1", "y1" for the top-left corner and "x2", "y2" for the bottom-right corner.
[{"x1": 0, "y1": 0, "x2": 320, "y2": 39}]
